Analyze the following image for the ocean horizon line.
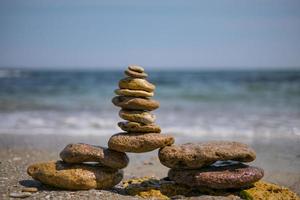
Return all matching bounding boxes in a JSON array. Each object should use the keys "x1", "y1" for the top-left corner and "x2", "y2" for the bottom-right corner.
[{"x1": 1, "y1": 66, "x2": 300, "y2": 72}]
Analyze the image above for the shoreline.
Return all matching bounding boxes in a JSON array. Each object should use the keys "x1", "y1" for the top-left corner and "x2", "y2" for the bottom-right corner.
[{"x1": 1, "y1": 133, "x2": 299, "y2": 199}]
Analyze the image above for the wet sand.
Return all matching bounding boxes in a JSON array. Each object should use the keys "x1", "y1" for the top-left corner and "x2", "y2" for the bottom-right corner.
[{"x1": 0, "y1": 133, "x2": 299, "y2": 199}]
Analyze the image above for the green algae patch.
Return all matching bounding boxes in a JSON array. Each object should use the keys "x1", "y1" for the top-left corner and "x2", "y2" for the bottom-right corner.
[
  {"x1": 122, "y1": 177, "x2": 299, "y2": 200},
  {"x1": 122, "y1": 177, "x2": 239, "y2": 199},
  {"x1": 122, "y1": 177, "x2": 169, "y2": 200},
  {"x1": 240, "y1": 181, "x2": 300, "y2": 200}
]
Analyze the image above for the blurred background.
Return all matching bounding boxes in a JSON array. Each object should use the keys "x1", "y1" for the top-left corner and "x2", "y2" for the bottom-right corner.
[{"x1": 0, "y1": 0, "x2": 300, "y2": 187}]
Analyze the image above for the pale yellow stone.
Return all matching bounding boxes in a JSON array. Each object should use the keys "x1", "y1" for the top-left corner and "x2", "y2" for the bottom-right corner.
[{"x1": 119, "y1": 77, "x2": 155, "y2": 92}]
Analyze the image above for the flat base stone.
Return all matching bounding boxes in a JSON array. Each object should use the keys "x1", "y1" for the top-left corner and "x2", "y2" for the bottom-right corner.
[
  {"x1": 27, "y1": 161, "x2": 123, "y2": 190},
  {"x1": 168, "y1": 163, "x2": 264, "y2": 189}
]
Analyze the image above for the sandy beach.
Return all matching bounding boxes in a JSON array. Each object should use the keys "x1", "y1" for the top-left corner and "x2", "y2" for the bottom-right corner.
[{"x1": 1, "y1": 133, "x2": 299, "y2": 199}]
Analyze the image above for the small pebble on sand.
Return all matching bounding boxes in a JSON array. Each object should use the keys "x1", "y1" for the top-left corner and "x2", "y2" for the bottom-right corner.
[
  {"x1": 9, "y1": 192, "x2": 32, "y2": 198},
  {"x1": 22, "y1": 187, "x2": 38, "y2": 193}
]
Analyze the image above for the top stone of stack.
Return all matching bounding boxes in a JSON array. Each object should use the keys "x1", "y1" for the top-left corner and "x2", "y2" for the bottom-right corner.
[
  {"x1": 125, "y1": 65, "x2": 148, "y2": 78},
  {"x1": 128, "y1": 65, "x2": 145, "y2": 73}
]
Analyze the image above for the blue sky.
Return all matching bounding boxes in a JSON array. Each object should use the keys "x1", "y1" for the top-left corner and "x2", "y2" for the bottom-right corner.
[{"x1": 0, "y1": 0, "x2": 300, "y2": 69}]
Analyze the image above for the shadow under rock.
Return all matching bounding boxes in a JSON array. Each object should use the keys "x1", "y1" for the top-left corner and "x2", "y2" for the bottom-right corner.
[
  {"x1": 19, "y1": 179, "x2": 68, "y2": 191},
  {"x1": 19, "y1": 179, "x2": 131, "y2": 196}
]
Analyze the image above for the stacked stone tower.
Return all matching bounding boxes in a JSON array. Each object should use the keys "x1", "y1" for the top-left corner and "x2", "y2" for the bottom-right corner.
[{"x1": 108, "y1": 65, "x2": 174, "y2": 153}]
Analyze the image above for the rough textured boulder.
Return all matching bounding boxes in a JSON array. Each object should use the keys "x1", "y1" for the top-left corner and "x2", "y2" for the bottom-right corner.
[{"x1": 27, "y1": 161, "x2": 123, "y2": 190}]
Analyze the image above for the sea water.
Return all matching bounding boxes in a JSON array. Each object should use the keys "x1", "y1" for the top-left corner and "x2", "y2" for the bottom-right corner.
[{"x1": 0, "y1": 69, "x2": 299, "y2": 139}]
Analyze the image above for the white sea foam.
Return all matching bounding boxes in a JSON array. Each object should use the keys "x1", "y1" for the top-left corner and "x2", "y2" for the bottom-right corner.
[
  {"x1": 0, "y1": 70, "x2": 299, "y2": 140},
  {"x1": 1, "y1": 109, "x2": 299, "y2": 142},
  {"x1": 0, "y1": 111, "x2": 118, "y2": 135}
]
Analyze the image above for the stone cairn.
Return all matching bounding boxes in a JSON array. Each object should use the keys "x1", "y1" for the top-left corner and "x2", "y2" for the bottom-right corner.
[
  {"x1": 109, "y1": 65, "x2": 174, "y2": 153},
  {"x1": 158, "y1": 141, "x2": 264, "y2": 190},
  {"x1": 27, "y1": 65, "x2": 264, "y2": 194}
]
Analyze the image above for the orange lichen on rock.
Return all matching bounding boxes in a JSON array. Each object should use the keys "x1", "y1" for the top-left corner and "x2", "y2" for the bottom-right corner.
[{"x1": 240, "y1": 181, "x2": 300, "y2": 200}]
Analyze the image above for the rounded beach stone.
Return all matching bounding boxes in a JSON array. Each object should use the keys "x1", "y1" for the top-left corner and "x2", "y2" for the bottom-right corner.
[
  {"x1": 27, "y1": 161, "x2": 123, "y2": 190},
  {"x1": 168, "y1": 163, "x2": 264, "y2": 189},
  {"x1": 128, "y1": 65, "x2": 144, "y2": 73},
  {"x1": 60, "y1": 143, "x2": 129, "y2": 169},
  {"x1": 21, "y1": 187, "x2": 38, "y2": 193},
  {"x1": 118, "y1": 121, "x2": 161, "y2": 133},
  {"x1": 159, "y1": 141, "x2": 256, "y2": 169},
  {"x1": 112, "y1": 96, "x2": 159, "y2": 111},
  {"x1": 108, "y1": 132, "x2": 174, "y2": 153},
  {"x1": 115, "y1": 89, "x2": 154, "y2": 98},
  {"x1": 119, "y1": 109, "x2": 156, "y2": 124},
  {"x1": 119, "y1": 77, "x2": 155, "y2": 92},
  {"x1": 9, "y1": 192, "x2": 32, "y2": 198},
  {"x1": 125, "y1": 69, "x2": 148, "y2": 79}
]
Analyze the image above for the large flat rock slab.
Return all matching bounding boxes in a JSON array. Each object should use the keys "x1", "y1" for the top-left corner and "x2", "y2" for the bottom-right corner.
[{"x1": 159, "y1": 141, "x2": 256, "y2": 169}]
